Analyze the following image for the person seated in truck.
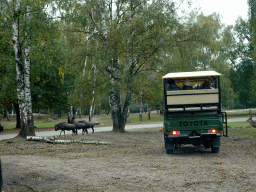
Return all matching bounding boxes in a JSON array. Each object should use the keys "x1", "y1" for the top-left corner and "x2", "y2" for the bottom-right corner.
[
  {"x1": 200, "y1": 80, "x2": 211, "y2": 89},
  {"x1": 166, "y1": 79, "x2": 181, "y2": 91},
  {"x1": 182, "y1": 79, "x2": 193, "y2": 90}
]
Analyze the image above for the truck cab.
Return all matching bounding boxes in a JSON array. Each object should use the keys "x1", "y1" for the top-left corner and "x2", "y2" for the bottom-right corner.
[{"x1": 162, "y1": 71, "x2": 227, "y2": 154}]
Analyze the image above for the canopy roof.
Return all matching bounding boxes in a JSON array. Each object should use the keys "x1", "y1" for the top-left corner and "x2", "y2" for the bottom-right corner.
[{"x1": 162, "y1": 71, "x2": 221, "y2": 79}]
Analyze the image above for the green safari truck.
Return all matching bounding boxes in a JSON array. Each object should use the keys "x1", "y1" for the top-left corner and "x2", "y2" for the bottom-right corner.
[{"x1": 163, "y1": 71, "x2": 227, "y2": 154}]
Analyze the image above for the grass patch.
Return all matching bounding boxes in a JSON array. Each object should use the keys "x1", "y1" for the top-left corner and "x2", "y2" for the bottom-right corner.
[
  {"x1": 2, "y1": 123, "x2": 57, "y2": 130},
  {"x1": 2, "y1": 125, "x2": 16, "y2": 130},
  {"x1": 1, "y1": 113, "x2": 164, "y2": 130},
  {"x1": 98, "y1": 113, "x2": 163, "y2": 126},
  {"x1": 226, "y1": 109, "x2": 256, "y2": 117},
  {"x1": 227, "y1": 121, "x2": 256, "y2": 135},
  {"x1": 128, "y1": 113, "x2": 163, "y2": 123},
  {"x1": 227, "y1": 121, "x2": 252, "y2": 129},
  {"x1": 35, "y1": 123, "x2": 56, "y2": 129},
  {"x1": 228, "y1": 127, "x2": 256, "y2": 135}
]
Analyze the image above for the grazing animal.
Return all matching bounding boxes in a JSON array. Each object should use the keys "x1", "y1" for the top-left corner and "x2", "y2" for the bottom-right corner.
[
  {"x1": 78, "y1": 120, "x2": 96, "y2": 133},
  {"x1": 72, "y1": 121, "x2": 89, "y2": 135},
  {"x1": 0, "y1": 124, "x2": 3, "y2": 133},
  {"x1": 246, "y1": 116, "x2": 256, "y2": 128},
  {"x1": 55, "y1": 122, "x2": 77, "y2": 136}
]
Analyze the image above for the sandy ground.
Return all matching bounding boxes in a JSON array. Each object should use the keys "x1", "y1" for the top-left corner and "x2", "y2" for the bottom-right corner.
[{"x1": 1, "y1": 127, "x2": 256, "y2": 192}]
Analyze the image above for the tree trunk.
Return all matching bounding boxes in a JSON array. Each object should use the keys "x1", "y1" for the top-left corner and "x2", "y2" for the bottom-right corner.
[
  {"x1": 127, "y1": 108, "x2": 131, "y2": 123},
  {"x1": 108, "y1": 59, "x2": 124, "y2": 132},
  {"x1": 73, "y1": 107, "x2": 76, "y2": 119},
  {"x1": 110, "y1": 86, "x2": 132, "y2": 133},
  {"x1": 19, "y1": 5, "x2": 35, "y2": 137},
  {"x1": 38, "y1": 108, "x2": 41, "y2": 119},
  {"x1": 14, "y1": 103, "x2": 21, "y2": 128},
  {"x1": 11, "y1": 105, "x2": 14, "y2": 117},
  {"x1": 119, "y1": 90, "x2": 132, "y2": 131},
  {"x1": 89, "y1": 64, "x2": 96, "y2": 122},
  {"x1": 12, "y1": 1, "x2": 30, "y2": 137},
  {"x1": 147, "y1": 103, "x2": 151, "y2": 120},
  {"x1": 6, "y1": 111, "x2": 11, "y2": 121},
  {"x1": 67, "y1": 105, "x2": 72, "y2": 123},
  {"x1": 110, "y1": 91, "x2": 122, "y2": 132},
  {"x1": 71, "y1": 105, "x2": 73, "y2": 117},
  {"x1": 58, "y1": 109, "x2": 62, "y2": 118},
  {"x1": 78, "y1": 106, "x2": 81, "y2": 118},
  {"x1": 139, "y1": 91, "x2": 143, "y2": 121}
]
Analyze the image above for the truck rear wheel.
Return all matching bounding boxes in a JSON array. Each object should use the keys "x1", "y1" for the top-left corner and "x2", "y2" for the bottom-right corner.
[
  {"x1": 166, "y1": 149, "x2": 174, "y2": 154},
  {"x1": 211, "y1": 147, "x2": 219, "y2": 153}
]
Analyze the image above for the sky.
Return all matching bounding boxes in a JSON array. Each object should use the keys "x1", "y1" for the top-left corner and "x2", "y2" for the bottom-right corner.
[{"x1": 178, "y1": 0, "x2": 249, "y2": 25}]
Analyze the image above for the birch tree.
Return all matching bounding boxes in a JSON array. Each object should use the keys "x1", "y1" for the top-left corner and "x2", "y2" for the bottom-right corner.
[
  {"x1": 0, "y1": 0, "x2": 53, "y2": 137},
  {"x1": 89, "y1": 63, "x2": 96, "y2": 122},
  {"x1": 56, "y1": 0, "x2": 179, "y2": 132},
  {"x1": 22, "y1": 5, "x2": 34, "y2": 137},
  {"x1": 0, "y1": 0, "x2": 34, "y2": 137},
  {"x1": 57, "y1": 0, "x2": 231, "y2": 132}
]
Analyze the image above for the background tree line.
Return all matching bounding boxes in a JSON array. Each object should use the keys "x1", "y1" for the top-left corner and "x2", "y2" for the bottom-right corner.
[{"x1": 0, "y1": 0, "x2": 255, "y2": 136}]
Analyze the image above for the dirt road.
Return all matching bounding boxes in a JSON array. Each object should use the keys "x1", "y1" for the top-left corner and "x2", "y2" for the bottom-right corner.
[{"x1": 1, "y1": 128, "x2": 256, "y2": 191}]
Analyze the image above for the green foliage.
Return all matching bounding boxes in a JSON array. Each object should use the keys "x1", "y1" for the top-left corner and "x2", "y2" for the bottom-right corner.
[
  {"x1": 0, "y1": 0, "x2": 76, "y2": 112},
  {"x1": 248, "y1": 0, "x2": 256, "y2": 106},
  {"x1": 229, "y1": 18, "x2": 254, "y2": 107},
  {"x1": 248, "y1": 0, "x2": 256, "y2": 61},
  {"x1": 0, "y1": 3, "x2": 17, "y2": 110},
  {"x1": 1, "y1": 0, "x2": 251, "y2": 120}
]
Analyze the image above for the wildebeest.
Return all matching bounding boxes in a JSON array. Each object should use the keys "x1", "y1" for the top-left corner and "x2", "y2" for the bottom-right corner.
[
  {"x1": 72, "y1": 121, "x2": 89, "y2": 135},
  {"x1": 78, "y1": 120, "x2": 96, "y2": 133},
  {"x1": 55, "y1": 122, "x2": 77, "y2": 136}
]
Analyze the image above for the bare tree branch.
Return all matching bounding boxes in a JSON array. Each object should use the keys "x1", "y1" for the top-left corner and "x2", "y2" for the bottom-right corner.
[{"x1": 86, "y1": 7, "x2": 107, "y2": 44}]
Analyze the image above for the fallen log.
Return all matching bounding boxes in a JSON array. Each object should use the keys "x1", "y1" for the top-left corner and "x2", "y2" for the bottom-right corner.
[{"x1": 26, "y1": 136, "x2": 111, "y2": 145}]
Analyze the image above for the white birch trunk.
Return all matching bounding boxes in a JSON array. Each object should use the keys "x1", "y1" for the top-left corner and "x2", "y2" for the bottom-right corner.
[
  {"x1": 38, "y1": 108, "x2": 41, "y2": 119},
  {"x1": 12, "y1": 4, "x2": 35, "y2": 137},
  {"x1": 24, "y1": 6, "x2": 33, "y2": 123},
  {"x1": 78, "y1": 106, "x2": 82, "y2": 118},
  {"x1": 127, "y1": 108, "x2": 131, "y2": 123},
  {"x1": 89, "y1": 64, "x2": 96, "y2": 122},
  {"x1": 83, "y1": 58, "x2": 87, "y2": 76},
  {"x1": 76, "y1": 58, "x2": 87, "y2": 119},
  {"x1": 12, "y1": 0, "x2": 25, "y2": 130}
]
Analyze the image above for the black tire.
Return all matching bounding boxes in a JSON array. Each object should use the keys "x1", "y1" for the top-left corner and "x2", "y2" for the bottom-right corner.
[
  {"x1": 211, "y1": 147, "x2": 219, "y2": 153},
  {"x1": 204, "y1": 142, "x2": 211, "y2": 148},
  {"x1": 166, "y1": 149, "x2": 174, "y2": 154}
]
